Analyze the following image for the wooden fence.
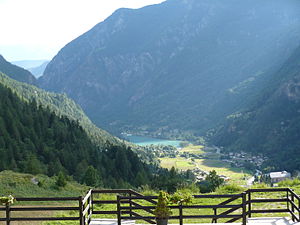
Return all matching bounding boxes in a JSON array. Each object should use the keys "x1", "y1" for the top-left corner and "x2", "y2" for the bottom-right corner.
[
  {"x1": 0, "y1": 188, "x2": 299, "y2": 225},
  {"x1": 0, "y1": 196, "x2": 82, "y2": 225},
  {"x1": 116, "y1": 188, "x2": 300, "y2": 225}
]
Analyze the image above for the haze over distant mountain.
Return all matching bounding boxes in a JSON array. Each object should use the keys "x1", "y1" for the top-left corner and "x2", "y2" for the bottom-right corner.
[
  {"x1": 39, "y1": 0, "x2": 300, "y2": 139},
  {"x1": 0, "y1": 55, "x2": 36, "y2": 85},
  {"x1": 211, "y1": 45, "x2": 300, "y2": 171},
  {"x1": 28, "y1": 61, "x2": 49, "y2": 78},
  {"x1": 12, "y1": 59, "x2": 49, "y2": 70},
  {"x1": 12, "y1": 59, "x2": 49, "y2": 78}
]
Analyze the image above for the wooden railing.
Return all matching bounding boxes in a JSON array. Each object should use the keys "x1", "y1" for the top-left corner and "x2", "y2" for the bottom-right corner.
[
  {"x1": 0, "y1": 196, "x2": 82, "y2": 225},
  {"x1": 90, "y1": 189, "x2": 157, "y2": 224},
  {"x1": 117, "y1": 193, "x2": 245, "y2": 225},
  {"x1": 246, "y1": 188, "x2": 300, "y2": 222},
  {"x1": 0, "y1": 188, "x2": 299, "y2": 225},
  {"x1": 117, "y1": 188, "x2": 300, "y2": 225}
]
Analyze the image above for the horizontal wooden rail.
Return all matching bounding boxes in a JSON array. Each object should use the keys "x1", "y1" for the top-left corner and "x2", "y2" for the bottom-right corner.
[
  {"x1": 247, "y1": 188, "x2": 289, "y2": 193},
  {"x1": 10, "y1": 217, "x2": 80, "y2": 221},
  {"x1": 92, "y1": 210, "x2": 118, "y2": 215},
  {"x1": 9, "y1": 206, "x2": 79, "y2": 211},
  {"x1": 250, "y1": 209, "x2": 289, "y2": 214},
  {"x1": 92, "y1": 189, "x2": 133, "y2": 194},
  {"x1": 16, "y1": 197, "x2": 79, "y2": 201},
  {"x1": 249, "y1": 198, "x2": 288, "y2": 203},
  {"x1": 193, "y1": 194, "x2": 243, "y2": 198}
]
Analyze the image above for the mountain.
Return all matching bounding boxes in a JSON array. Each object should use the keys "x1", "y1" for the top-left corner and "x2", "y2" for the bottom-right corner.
[
  {"x1": 28, "y1": 61, "x2": 49, "y2": 78},
  {"x1": 0, "y1": 55, "x2": 36, "y2": 85},
  {"x1": 39, "y1": 0, "x2": 300, "y2": 138},
  {"x1": 0, "y1": 80, "x2": 153, "y2": 188},
  {"x1": 210, "y1": 45, "x2": 300, "y2": 171},
  {"x1": 0, "y1": 55, "x2": 121, "y2": 147},
  {"x1": 0, "y1": 72, "x2": 120, "y2": 148}
]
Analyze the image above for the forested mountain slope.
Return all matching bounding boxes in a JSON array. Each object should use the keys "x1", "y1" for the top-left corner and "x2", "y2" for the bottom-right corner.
[
  {"x1": 0, "y1": 82, "x2": 153, "y2": 188},
  {"x1": 0, "y1": 72, "x2": 120, "y2": 147},
  {"x1": 211, "y1": 45, "x2": 300, "y2": 171},
  {"x1": 0, "y1": 55, "x2": 36, "y2": 85},
  {"x1": 39, "y1": 0, "x2": 300, "y2": 136}
]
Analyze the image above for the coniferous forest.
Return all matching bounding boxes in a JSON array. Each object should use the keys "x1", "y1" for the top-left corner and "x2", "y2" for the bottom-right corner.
[{"x1": 0, "y1": 82, "x2": 188, "y2": 190}]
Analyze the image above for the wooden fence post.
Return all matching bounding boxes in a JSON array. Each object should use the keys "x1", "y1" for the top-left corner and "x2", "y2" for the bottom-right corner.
[
  {"x1": 179, "y1": 202, "x2": 183, "y2": 225},
  {"x1": 5, "y1": 203, "x2": 10, "y2": 225},
  {"x1": 298, "y1": 196, "x2": 300, "y2": 222},
  {"x1": 287, "y1": 190, "x2": 290, "y2": 212},
  {"x1": 248, "y1": 190, "x2": 251, "y2": 218},
  {"x1": 89, "y1": 191, "x2": 92, "y2": 224},
  {"x1": 117, "y1": 195, "x2": 121, "y2": 225},
  {"x1": 213, "y1": 207, "x2": 217, "y2": 223},
  {"x1": 79, "y1": 196, "x2": 84, "y2": 225},
  {"x1": 242, "y1": 192, "x2": 247, "y2": 225},
  {"x1": 129, "y1": 193, "x2": 132, "y2": 219},
  {"x1": 292, "y1": 193, "x2": 295, "y2": 222}
]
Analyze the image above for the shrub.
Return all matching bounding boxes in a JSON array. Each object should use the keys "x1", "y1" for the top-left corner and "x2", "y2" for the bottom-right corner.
[
  {"x1": 278, "y1": 178, "x2": 300, "y2": 187},
  {"x1": 215, "y1": 184, "x2": 246, "y2": 194}
]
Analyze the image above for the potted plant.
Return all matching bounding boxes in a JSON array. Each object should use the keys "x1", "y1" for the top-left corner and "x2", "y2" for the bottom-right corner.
[
  {"x1": 154, "y1": 191, "x2": 172, "y2": 225},
  {"x1": 154, "y1": 191, "x2": 193, "y2": 225}
]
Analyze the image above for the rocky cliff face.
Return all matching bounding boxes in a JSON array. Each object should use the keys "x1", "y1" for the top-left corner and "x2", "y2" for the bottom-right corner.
[{"x1": 39, "y1": 0, "x2": 300, "y2": 135}]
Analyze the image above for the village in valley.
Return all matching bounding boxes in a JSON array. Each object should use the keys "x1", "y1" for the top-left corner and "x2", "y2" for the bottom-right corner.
[{"x1": 143, "y1": 143, "x2": 292, "y2": 186}]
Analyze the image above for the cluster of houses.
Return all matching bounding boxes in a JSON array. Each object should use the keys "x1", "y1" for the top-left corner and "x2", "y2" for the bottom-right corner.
[
  {"x1": 143, "y1": 145, "x2": 178, "y2": 158},
  {"x1": 180, "y1": 151, "x2": 202, "y2": 159},
  {"x1": 221, "y1": 151, "x2": 268, "y2": 168},
  {"x1": 190, "y1": 166, "x2": 230, "y2": 182}
]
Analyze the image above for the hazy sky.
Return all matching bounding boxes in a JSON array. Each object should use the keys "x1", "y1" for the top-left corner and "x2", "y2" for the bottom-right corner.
[{"x1": 0, "y1": 0, "x2": 165, "y2": 61}]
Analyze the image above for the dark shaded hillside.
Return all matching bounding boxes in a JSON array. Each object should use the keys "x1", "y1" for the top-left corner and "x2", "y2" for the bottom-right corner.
[
  {"x1": 40, "y1": 0, "x2": 300, "y2": 137},
  {"x1": 0, "y1": 73, "x2": 120, "y2": 147},
  {"x1": 211, "y1": 45, "x2": 300, "y2": 171},
  {"x1": 0, "y1": 82, "x2": 152, "y2": 188},
  {"x1": 0, "y1": 55, "x2": 36, "y2": 85}
]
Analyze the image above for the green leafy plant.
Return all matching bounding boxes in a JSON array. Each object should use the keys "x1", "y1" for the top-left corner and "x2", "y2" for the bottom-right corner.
[
  {"x1": 154, "y1": 191, "x2": 172, "y2": 219},
  {"x1": 170, "y1": 190, "x2": 193, "y2": 205},
  {"x1": 0, "y1": 195, "x2": 15, "y2": 205},
  {"x1": 154, "y1": 190, "x2": 193, "y2": 219}
]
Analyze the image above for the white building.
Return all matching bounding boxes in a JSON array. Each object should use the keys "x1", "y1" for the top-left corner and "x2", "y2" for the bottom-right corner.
[{"x1": 269, "y1": 171, "x2": 291, "y2": 183}]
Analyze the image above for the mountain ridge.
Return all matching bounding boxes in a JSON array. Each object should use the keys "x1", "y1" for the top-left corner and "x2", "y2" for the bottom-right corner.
[
  {"x1": 210, "y1": 45, "x2": 300, "y2": 171},
  {"x1": 39, "y1": 0, "x2": 300, "y2": 138}
]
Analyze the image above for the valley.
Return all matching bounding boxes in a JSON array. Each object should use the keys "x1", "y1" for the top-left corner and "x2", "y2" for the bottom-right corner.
[
  {"x1": 158, "y1": 144, "x2": 252, "y2": 185},
  {"x1": 1, "y1": 2, "x2": 300, "y2": 223}
]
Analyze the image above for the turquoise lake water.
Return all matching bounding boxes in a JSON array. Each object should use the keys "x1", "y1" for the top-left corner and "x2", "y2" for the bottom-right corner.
[{"x1": 123, "y1": 134, "x2": 182, "y2": 148}]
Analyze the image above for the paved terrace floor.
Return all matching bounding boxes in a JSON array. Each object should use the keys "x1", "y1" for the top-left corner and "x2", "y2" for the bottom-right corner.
[{"x1": 90, "y1": 218, "x2": 300, "y2": 225}]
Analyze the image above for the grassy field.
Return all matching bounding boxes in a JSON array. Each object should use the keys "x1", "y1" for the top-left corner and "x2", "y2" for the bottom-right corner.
[
  {"x1": 0, "y1": 170, "x2": 88, "y2": 198},
  {"x1": 180, "y1": 145, "x2": 205, "y2": 154},
  {"x1": 0, "y1": 170, "x2": 89, "y2": 225},
  {"x1": 195, "y1": 159, "x2": 249, "y2": 183},
  {"x1": 159, "y1": 144, "x2": 251, "y2": 184},
  {"x1": 159, "y1": 157, "x2": 195, "y2": 170}
]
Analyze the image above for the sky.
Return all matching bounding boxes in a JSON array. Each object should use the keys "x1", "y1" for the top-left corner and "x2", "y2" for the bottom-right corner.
[{"x1": 0, "y1": 0, "x2": 165, "y2": 61}]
